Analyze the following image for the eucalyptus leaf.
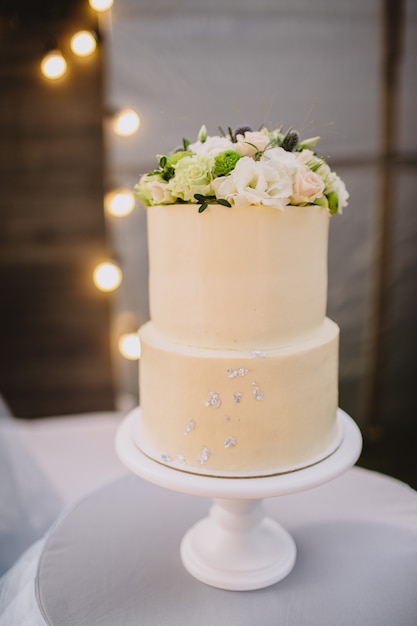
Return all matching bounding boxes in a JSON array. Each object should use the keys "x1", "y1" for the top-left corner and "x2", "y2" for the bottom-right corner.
[{"x1": 217, "y1": 199, "x2": 232, "y2": 207}]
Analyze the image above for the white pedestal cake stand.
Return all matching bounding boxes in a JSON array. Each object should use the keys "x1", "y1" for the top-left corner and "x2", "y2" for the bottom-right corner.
[{"x1": 116, "y1": 408, "x2": 362, "y2": 591}]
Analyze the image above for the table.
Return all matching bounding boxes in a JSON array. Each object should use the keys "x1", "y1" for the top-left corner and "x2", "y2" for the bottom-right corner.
[{"x1": 30, "y1": 467, "x2": 417, "y2": 625}]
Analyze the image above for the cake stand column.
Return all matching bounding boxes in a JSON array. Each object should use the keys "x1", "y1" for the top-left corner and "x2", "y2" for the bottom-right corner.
[{"x1": 180, "y1": 497, "x2": 296, "y2": 591}]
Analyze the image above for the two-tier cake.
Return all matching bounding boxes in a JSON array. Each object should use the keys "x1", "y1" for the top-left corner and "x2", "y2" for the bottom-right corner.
[{"x1": 132, "y1": 124, "x2": 349, "y2": 477}]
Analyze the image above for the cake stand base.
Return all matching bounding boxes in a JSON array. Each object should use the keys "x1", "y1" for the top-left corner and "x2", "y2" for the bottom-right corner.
[
  {"x1": 116, "y1": 408, "x2": 362, "y2": 591},
  {"x1": 180, "y1": 498, "x2": 296, "y2": 590}
]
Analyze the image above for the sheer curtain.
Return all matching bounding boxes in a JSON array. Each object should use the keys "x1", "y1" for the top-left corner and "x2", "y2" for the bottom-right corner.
[{"x1": 0, "y1": 398, "x2": 62, "y2": 577}]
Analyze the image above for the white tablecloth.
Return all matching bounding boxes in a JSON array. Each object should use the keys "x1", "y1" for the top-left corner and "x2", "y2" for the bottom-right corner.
[
  {"x1": 1, "y1": 409, "x2": 417, "y2": 625},
  {"x1": 2, "y1": 467, "x2": 417, "y2": 626}
]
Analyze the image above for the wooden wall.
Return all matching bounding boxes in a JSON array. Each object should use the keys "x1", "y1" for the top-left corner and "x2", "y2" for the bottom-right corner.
[{"x1": 0, "y1": 5, "x2": 116, "y2": 417}]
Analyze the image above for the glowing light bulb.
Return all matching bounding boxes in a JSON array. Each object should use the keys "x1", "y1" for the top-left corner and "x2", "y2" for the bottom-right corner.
[
  {"x1": 112, "y1": 109, "x2": 141, "y2": 137},
  {"x1": 41, "y1": 50, "x2": 67, "y2": 80},
  {"x1": 70, "y1": 31, "x2": 97, "y2": 57},
  {"x1": 89, "y1": 0, "x2": 114, "y2": 12},
  {"x1": 118, "y1": 333, "x2": 141, "y2": 360},
  {"x1": 93, "y1": 261, "x2": 122, "y2": 292},
  {"x1": 105, "y1": 189, "x2": 136, "y2": 217}
]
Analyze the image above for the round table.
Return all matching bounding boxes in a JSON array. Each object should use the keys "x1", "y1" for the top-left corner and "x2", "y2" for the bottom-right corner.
[{"x1": 35, "y1": 468, "x2": 417, "y2": 626}]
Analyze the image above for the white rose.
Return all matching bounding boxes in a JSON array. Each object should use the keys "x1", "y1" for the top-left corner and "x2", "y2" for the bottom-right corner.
[
  {"x1": 212, "y1": 156, "x2": 294, "y2": 209},
  {"x1": 188, "y1": 136, "x2": 234, "y2": 157},
  {"x1": 146, "y1": 178, "x2": 176, "y2": 204},
  {"x1": 235, "y1": 131, "x2": 270, "y2": 157},
  {"x1": 290, "y1": 166, "x2": 325, "y2": 205},
  {"x1": 262, "y1": 146, "x2": 299, "y2": 169}
]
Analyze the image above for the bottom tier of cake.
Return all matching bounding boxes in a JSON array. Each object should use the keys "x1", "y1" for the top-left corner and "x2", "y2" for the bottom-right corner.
[{"x1": 135, "y1": 319, "x2": 341, "y2": 477}]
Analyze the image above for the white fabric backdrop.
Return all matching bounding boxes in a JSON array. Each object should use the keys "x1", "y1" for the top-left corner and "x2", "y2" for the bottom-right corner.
[{"x1": 104, "y1": 0, "x2": 417, "y2": 430}]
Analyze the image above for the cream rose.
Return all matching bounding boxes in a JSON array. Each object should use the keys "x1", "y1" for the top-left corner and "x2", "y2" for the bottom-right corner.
[
  {"x1": 146, "y1": 178, "x2": 176, "y2": 204},
  {"x1": 235, "y1": 131, "x2": 270, "y2": 157},
  {"x1": 290, "y1": 167, "x2": 325, "y2": 205}
]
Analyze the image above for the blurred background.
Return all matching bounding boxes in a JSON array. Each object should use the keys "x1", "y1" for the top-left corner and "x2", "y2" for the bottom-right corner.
[{"x1": 0, "y1": 0, "x2": 416, "y2": 486}]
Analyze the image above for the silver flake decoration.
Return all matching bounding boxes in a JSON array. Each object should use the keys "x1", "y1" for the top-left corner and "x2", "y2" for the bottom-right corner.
[
  {"x1": 178, "y1": 454, "x2": 187, "y2": 465},
  {"x1": 232, "y1": 392, "x2": 243, "y2": 404},
  {"x1": 197, "y1": 446, "x2": 210, "y2": 465},
  {"x1": 252, "y1": 381, "x2": 265, "y2": 401},
  {"x1": 184, "y1": 419, "x2": 196, "y2": 434},
  {"x1": 161, "y1": 454, "x2": 173, "y2": 463},
  {"x1": 224, "y1": 415, "x2": 231, "y2": 422},
  {"x1": 227, "y1": 367, "x2": 249, "y2": 379},
  {"x1": 250, "y1": 350, "x2": 268, "y2": 358},
  {"x1": 224, "y1": 436, "x2": 237, "y2": 449},
  {"x1": 204, "y1": 391, "x2": 222, "y2": 409}
]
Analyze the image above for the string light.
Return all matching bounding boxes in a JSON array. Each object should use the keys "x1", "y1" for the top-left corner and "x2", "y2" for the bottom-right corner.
[
  {"x1": 70, "y1": 31, "x2": 97, "y2": 57},
  {"x1": 118, "y1": 333, "x2": 141, "y2": 360},
  {"x1": 104, "y1": 189, "x2": 136, "y2": 217},
  {"x1": 89, "y1": 0, "x2": 114, "y2": 12},
  {"x1": 93, "y1": 261, "x2": 122, "y2": 292},
  {"x1": 40, "y1": 50, "x2": 67, "y2": 79},
  {"x1": 112, "y1": 109, "x2": 141, "y2": 137}
]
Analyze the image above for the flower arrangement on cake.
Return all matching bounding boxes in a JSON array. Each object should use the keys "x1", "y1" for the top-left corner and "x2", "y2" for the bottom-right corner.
[{"x1": 134, "y1": 124, "x2": 348, "y2": 214}]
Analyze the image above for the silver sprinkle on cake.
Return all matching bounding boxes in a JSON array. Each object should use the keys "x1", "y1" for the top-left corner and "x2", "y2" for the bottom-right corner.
[
  {"x1": 224, "y1": 436, "x2": 237, "y2": 449},
  {"x1": 204, "y1": 391, "x2": 221, "y2": 409},
  {"x1": 184, "y1": 419, "x2": 196, "y2": 434},
  {"x1": 227, "y1": 367, "x2": 249, "y2": 379},
  {"x1": 252, "y1": 381, "x2": 265, "y2": 401},
  {"x1": 197, "y1": 446, "x2": 210, "y2": 465},
  {"x1": 250, "y1": 350, "x2": 268, "y2": 358}
]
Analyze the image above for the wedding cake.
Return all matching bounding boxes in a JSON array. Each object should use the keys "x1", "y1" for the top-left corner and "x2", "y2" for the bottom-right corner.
[{"x1": 133, "y1": 124, "x2": 349, "y2": 477}]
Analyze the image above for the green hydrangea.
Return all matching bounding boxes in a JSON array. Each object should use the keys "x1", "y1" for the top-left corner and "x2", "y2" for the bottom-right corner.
[{"x1": 213, "y1": 150, "x2": 242, "y2": 178}]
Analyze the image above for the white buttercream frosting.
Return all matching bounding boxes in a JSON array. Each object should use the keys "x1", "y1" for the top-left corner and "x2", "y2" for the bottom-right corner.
[
  {"x1": 136, "y1": 319, "x2": 340, "y2": 475},
  {"x1": 137, "y1": 202, "x2": 341, "y2": 476},
  {"x1": 147, "y1": 203, "x2": 330, "y2": 350}
]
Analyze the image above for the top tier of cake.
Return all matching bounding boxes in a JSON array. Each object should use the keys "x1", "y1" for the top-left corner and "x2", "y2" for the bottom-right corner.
[{"x1": 147, "y1": 202, "x2": 330, "y2": 350}]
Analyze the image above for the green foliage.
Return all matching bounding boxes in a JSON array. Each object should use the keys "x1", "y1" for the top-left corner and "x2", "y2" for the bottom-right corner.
[{"x1": 194, "y1": 194, "x2": 232, "y2": 213}]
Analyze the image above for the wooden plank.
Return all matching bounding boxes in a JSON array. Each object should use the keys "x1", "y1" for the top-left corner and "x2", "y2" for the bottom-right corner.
[{"x1": 0, "y1": 12, "x2": 116, "y2": 417}]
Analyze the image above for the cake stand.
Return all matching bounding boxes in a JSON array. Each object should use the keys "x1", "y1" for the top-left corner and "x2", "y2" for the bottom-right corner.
[{"x1": 115, "y1": 408, "x2": 362, "y2": 591}]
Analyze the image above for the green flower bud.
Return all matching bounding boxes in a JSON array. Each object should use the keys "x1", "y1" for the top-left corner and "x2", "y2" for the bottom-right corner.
[
  {"x1": 297, "y1": 136, "x2": 321, "y2": 151},
  {"x1": 197, "y1": 124, "x2": 208, "y2": 143}
]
